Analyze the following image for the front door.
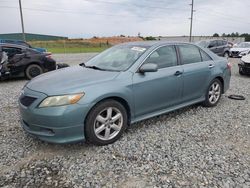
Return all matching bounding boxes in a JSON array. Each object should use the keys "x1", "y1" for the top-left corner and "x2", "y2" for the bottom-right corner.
[{"x1": 132, "y1": 45, "x2": 183, "y2": 118}]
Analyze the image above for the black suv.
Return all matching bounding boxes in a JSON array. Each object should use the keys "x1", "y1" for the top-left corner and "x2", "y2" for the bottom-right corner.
[{"x1": 196, "y1": 40, "x2": 231, "y2": 58}]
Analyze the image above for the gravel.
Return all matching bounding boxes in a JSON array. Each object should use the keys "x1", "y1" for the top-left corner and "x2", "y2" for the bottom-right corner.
[{"x1": 0, "y1": 55, "x2": 249, "y2": 187}]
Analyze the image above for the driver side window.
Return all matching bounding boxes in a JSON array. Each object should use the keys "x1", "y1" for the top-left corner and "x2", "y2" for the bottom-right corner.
[{"x1": 145, "y1": 46, "x2": 177, "y2": 69}]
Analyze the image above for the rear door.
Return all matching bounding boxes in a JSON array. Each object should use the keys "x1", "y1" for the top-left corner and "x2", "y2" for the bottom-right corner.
[
  {"x1": 177, "y1": 44, "x2": 213, "y2": 103},
  {"x1": 217, "y1": 40, "x2": 225, "y2": 56},
  {"x1": 133, "y1": 45, "x2": 183, "y2": 117},
  {"x1": 208, "y1": 40, "x2": 219, "y2": 55},
  {"x1": 2, "y1": 46, "x2": 25, "y2": 74}
]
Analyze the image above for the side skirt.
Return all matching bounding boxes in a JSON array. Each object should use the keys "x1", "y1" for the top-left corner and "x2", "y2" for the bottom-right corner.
[{"x1": 131, "y1": 97, "x2": 205, "y2": 124}]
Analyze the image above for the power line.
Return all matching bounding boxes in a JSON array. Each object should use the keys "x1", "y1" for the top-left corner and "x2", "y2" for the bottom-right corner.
[
  {"x1": 0, "y1": 5, "x2": 177, "y2": 20},
  {"x1": 83, "y1": 0, "x2": 189, "y2": 11}
]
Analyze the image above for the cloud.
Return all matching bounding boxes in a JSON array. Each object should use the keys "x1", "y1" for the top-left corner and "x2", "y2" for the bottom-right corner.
[{"x1": 0, "y1": 0, "x2": 249, "y2": 38}]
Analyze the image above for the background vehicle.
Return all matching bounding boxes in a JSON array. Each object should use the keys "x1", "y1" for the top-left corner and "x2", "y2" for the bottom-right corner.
[
  {"x1": 230, "y1": 42, "x2": 250, "y2": 58},
  {"x1": 0, "y1": 43, "x2": 56, "y2": 80},
  {"x1": 239, "y1": 54, "x2": 250, "y2": 75},
  {"x1": 0, "y1": 39, "x2": 47, "y2": 53},
  {"x1": 19, "y1": 41, "x2": 231, "y2": 145},
  {"x1": 196, "y1": 39, "x2": 231, "y2": 57}
]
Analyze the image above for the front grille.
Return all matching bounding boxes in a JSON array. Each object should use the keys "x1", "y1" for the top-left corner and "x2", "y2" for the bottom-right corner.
[
  {"x1": 244, "y1": 63, "x2": 250, "y2": 68},
  {"x1": 20, "y1": 96, "x2": 37, "y2": 107},
  {"x1": 231, "y1": 51, "x2": 239, "y2": 56}
]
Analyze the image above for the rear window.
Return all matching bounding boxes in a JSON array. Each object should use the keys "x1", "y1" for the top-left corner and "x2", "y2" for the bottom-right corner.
[{"x1": 178, "y1": 45, "x2": 202, "y2": 64}]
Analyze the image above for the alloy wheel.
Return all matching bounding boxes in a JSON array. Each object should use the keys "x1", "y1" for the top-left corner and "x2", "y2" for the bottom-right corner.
[
  {"x1": 208, "y1": 82, "x2": 221, "y2": 104},
  {"x1": 94, "y1": 107, "x2": 123, "y2": 141}
]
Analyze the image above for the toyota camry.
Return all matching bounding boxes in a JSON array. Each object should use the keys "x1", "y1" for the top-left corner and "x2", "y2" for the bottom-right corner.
[{"x1": 19, "y1": 41, "x2": 231, "y2": 145}]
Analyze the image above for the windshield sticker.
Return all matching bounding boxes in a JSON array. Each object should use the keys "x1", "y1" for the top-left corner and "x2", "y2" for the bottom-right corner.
[{"x1": 131, "y1": 47, "x2": 146, "y2": 52}]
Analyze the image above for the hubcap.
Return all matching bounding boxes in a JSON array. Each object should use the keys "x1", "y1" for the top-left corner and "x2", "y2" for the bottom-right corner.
[
  {"x1": 208, "y1": 82, "x2": 221, "y2": 104},
  {"x1": 94, "y1": 107, "x2": 123, "y2": 141},
  {"x1": 29, "y1": 67, "x2": 41, "y2": 78}
]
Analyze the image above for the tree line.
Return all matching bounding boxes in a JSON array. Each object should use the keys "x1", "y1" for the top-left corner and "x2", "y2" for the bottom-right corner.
[{"x1": 213, "y1": 33, "x2": 250, "y2": 41}]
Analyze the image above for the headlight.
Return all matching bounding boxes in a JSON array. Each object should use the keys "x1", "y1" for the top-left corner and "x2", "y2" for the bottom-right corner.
[
  {"x1": 39, "y1": 93, "x2": 84, "y2": 107},
  {"x1": 240, "y1": 50, "x2": 249, "y2": 55}
]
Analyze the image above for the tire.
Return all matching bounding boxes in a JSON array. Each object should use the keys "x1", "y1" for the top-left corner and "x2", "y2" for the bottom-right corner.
[
  {"x1": 85, "y1": 100, "x2": 128, "y2": 145},
  {"x1": 25, "y1": 64, "x2": 43, "y2": 80},
  {"x1": 223, "y1": 52, "x2": 229, "y2": 58},
  {"x1": 202, "y1": 79, "x2": 222, "y2": 107},
  {"x1": 239, "y1": 68, "x2": 245, "y2": 75}
]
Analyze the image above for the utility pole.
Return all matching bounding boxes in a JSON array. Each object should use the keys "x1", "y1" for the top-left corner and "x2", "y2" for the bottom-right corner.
[
  {"x1": 189, "y1": 0, "x2": 194, "y2": 42},
  {"x1": 19, "y1": 0, "x2": 26, "y2": 41}
]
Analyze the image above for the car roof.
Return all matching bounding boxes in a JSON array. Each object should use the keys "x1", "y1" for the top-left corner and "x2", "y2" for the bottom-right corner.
[
  {"x1": 119, "y1": 41, "x2": 197, "y2": 48},
  {"x1": 0, "y1": 43, "x2": 28, "y2": 49},
  {"x1": 199, "y1": 39, "x2": 226, "y2": 42}
]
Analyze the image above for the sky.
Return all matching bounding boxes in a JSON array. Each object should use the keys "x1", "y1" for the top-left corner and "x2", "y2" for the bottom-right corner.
[{"x1": 0, "y1": 0, "x2": 249, "y2": 38}]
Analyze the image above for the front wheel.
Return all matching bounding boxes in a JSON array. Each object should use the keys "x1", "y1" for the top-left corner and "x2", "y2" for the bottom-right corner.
[
  {"x1": 239, "y1": 68, "x2": 245, "y2": 75},
  {"x1": 202, "y1": 79, "x2": 222, "y2": 107},
  {"x1": 85, "y1": 100, "x2": 128, "y2": 145}
]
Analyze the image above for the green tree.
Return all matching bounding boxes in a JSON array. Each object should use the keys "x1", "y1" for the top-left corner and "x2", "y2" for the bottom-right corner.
[{"x1": 213, "y1": 33, "x2": 219, "y2": 37}]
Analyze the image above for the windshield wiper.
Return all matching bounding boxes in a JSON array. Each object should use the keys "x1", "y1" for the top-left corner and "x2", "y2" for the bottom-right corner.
[
  {"x1": 79, "y1": 62, "x2": 86, "y2": 67},
  {"x1": 86, "y1": 65, "x2": 106, "y2": 70},
  {"x1": 79, "y1": 63, "x2": 120, "y2": 72}
]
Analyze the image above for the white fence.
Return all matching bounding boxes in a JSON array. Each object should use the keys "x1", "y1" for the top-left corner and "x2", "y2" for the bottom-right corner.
[{"x1": 158, "y1": 36, "x2": 245, "y2": 43}]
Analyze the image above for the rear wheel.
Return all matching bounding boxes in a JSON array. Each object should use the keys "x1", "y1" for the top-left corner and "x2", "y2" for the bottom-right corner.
[
  {"x1": 85, "y1": 100, "x2": 128, "y2": 145},
  {"x1": 25, "y1": 64, "x2": 43, "y2": 80},
  {"x1": 202, "y1": 79, "x2": 222, "y2": 107}
]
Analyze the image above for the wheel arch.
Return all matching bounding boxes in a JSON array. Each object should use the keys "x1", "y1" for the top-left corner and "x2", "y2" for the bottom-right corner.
[
  {"x1": 214, "y1": 76, "x2": 225, "y2": 93},
  {"x1": 86, "y1": 96, "x2": 132, "y2": 125},
  {"x1": 25, "y1": 61, "x2": 43, "y2": 72}
]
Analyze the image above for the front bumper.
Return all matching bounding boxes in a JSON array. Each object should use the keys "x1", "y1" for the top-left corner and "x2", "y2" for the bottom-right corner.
[
  {"x1": 19, "y1": 87, "x2": 92, "y2": 144},
  {"x1": 238, "y1": 63, "x2": 250, "y2": 75}
]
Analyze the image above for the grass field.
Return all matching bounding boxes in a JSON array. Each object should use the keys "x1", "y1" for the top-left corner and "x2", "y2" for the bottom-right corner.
[
  {"x1": 29, "y1": 40, "x2": 110, "y2": 54},
  {"x1": 46, "y1": 47, "x2": 108, "y2": 53}
]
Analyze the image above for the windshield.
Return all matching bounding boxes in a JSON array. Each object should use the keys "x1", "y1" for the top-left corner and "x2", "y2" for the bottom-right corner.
[
  {"x1": 196, "y1": 41, "x2": 209, "y2": 48},
  {"x1": 237, "y1": 42, "x2": 250, "y2": 48},
  {"x1": 85, "y1": 45, "x2": 149, "y2": 71}
]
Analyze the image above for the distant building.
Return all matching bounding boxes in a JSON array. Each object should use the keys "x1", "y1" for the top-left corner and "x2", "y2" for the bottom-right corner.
[
  {"x1": 0, "y1": 33, "x2": 68, "y2": 41},
  {"x1": 157, "y1": 36, "x2": 245, "y2": 43}
]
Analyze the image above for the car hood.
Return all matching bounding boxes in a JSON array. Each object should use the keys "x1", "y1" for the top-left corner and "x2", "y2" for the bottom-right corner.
[
  {"x1": 241, "y1": 54, "x2": 250, "y2": 63},
  {"x1": 230, "y1": 47, "x2": 250, "y2": 52},
  {"x1": 26, "y1": 66, "x2": 120, "y2": 95}
]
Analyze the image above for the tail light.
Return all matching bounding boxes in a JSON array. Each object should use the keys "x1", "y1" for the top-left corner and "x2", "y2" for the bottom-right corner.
[{"x1": 45, "y1": 52, "x2": 52, "y2": 59}]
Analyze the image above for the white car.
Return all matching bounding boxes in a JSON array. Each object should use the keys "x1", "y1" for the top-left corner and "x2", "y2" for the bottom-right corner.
[
  {"x1": 239, "y1": 54, "x2": 250, "y2": 75},
  {"x1": 230, "y1": 42, "x2": 250, "y2": 57}
]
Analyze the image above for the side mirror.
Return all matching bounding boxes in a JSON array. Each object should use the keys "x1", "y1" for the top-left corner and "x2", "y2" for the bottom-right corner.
[{"x1": 139, "y1": 63, "x2": 158, "y2": 73}]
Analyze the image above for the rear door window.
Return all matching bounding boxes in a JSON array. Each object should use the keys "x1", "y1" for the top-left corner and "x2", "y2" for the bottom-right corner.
[
  {"x1": 2, "y1": 47, "x2": 22, "y2": 58},
  {"x1": 209, "y1": 40, "x2": 217, "y2": 48},
  {"x1": 178, "y1": 45, "x2": 202, "y2": 64},
  {"x1": 200, "y1": 49, "x2": 212, "y2": 61},
  {"x1": 217, "y1": 40, "x2": 224, "y2": 46}
]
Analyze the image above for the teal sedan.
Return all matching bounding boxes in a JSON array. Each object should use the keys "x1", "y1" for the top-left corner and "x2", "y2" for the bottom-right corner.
[{"x1": 19, "y1": 41, "x2": 231, "y2": 145}]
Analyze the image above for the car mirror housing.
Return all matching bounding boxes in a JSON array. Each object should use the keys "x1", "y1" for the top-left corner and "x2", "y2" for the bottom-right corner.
[{"x1": 139, "y1": 63, "x2": 158, "y2": 73}]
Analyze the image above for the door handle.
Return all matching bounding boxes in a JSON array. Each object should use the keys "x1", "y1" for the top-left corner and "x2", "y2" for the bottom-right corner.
[
  {"x1": 174, "y1": 71, "x2": 183, "y2": 76},
  {"x1": 208, "y1": 64, "x2": 215, "y2": 68}
]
